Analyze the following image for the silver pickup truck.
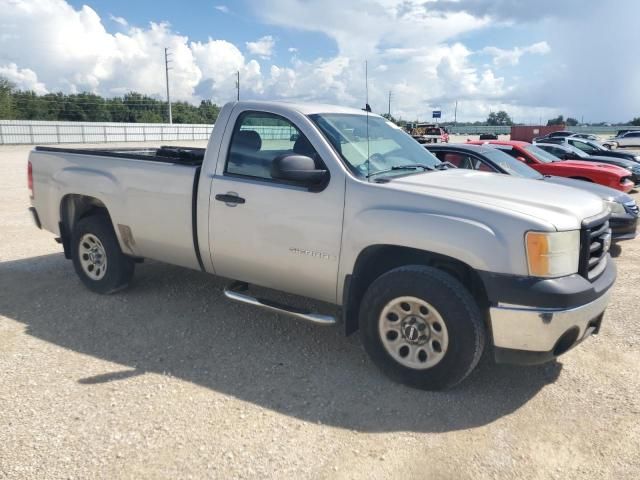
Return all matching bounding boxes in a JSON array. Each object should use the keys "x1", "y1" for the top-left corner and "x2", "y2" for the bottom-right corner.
[{"x1": 28, "y1": 101, "x2": 616, "y2": 390}]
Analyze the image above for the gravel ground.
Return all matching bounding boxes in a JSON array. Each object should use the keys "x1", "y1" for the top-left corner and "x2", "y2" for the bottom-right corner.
[{"x1": 1, "y1": 142, "x2": 639, "y2": 479}]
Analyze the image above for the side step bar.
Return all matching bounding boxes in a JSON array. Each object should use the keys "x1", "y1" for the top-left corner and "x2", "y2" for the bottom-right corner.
[{"x1": 223, "y1": 281, "x2": 337, "y2": 326}]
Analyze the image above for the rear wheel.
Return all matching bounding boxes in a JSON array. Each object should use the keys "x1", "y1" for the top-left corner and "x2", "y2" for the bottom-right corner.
[
  {"x1": 71, "y1": 214, "x2": 134, "y2": 294},
  {"x1": 359, "y1": 265, "x2": 485, "y2": 390}
]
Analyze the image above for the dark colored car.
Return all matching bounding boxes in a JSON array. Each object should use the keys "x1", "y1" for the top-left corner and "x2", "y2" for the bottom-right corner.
[
  {"x1": 536, "y1": 142, "x2": 640, "y2": 185},
  {"x1": 426, "y1": 143, "x2": 639, "y2": 241},
  {"x1": 538, "y1": 137, "x2": 640, "y2": 163}
]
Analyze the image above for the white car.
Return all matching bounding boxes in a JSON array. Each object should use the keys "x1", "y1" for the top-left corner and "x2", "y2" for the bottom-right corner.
[{"x1": 609, "y1": 131, "x2": 640, "y2": 148}]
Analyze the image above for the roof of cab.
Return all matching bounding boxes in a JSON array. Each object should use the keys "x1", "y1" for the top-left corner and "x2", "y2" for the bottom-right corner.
[{"x1": 228, "y1": 100, "x2": 376, "y2": 116}]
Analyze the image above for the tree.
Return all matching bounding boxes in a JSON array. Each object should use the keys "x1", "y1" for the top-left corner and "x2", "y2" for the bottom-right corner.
[
  {"x1": 630, "y1": 117, "x2": 640, "y2": 127},
  {"x1": 566, "y1": 117, "x2": 579, "y2": 126},
  {"x1": 486, "y1": 111, "x2": 513, "y2": 126},
  {"x1": 0, "y1": 77, "x2": 15, "y2": 119},
  {"x1": 0, "y1": 78, "x2": 221, "y2": 123},
  {"x1": 547, "y1": 115, "x2": 565, "y2": 126}
]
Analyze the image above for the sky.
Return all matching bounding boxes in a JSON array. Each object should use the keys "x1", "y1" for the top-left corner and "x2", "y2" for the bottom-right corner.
[{"x1": 0, "y1": 0, "x2": 638, "y2": 123}]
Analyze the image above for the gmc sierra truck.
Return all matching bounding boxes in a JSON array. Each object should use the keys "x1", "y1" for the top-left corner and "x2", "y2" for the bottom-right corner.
[{"x1": 28, "y1": 101, "x2": 616, "y2": 390}]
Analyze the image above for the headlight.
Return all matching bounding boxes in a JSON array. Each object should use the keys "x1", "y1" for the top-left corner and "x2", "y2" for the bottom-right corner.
[
  {"x1": 525, "y1": 230, "x2": 580, "y2": 277},
  {"x1": 605, "y1": 200, "x2": 626, "y2": 215}
]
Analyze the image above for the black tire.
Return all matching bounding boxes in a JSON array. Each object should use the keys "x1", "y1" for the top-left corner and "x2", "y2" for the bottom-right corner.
[
  {"x1": 71, "y1": 213, "x2": 134, "y2": 294},
  {"x1": 359, "y1": 265, "x2": 485, "y2": 390}
]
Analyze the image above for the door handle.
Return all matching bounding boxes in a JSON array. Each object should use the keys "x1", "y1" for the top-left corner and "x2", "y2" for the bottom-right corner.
[{"x1": 215, "y1": 193, "x2": 246, "y2": 205}]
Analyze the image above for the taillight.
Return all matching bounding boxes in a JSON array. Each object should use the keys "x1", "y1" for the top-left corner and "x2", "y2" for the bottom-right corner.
[{"x1": 28, "y1": 161, "x2": 33, "y2": 198}]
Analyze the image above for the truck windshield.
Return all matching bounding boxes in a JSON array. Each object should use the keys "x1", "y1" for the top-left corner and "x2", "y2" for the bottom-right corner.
[{"x1": 309, "y1": 113, "x2": 442, "y2": 179}]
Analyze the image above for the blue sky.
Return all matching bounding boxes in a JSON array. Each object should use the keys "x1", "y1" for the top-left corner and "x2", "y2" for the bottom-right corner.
[{"x1": 2, "y1": 0, "x2": 639, "y2": 122}]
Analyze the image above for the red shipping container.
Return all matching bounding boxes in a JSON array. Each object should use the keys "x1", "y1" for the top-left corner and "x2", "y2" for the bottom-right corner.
[{"x1": 510, "y1": 125, "x2": 565, "y2": 142}]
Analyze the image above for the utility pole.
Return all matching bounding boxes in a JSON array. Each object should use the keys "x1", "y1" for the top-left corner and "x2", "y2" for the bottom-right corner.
[
  {"x1": 164, "y1": 47, "x2": 172, "y2": 124},
  {"x1": 236, "y1": 71, "x2": 240, "y2": 101},
  {"x1": 388, "y1": 90, "x2": 391, "y2": 117}
]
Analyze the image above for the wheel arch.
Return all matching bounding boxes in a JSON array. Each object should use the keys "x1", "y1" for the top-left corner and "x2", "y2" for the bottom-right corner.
[
  {"x1": 59, "y1": 194, "x2": 113, "y2": 259},
  {"x1": 342, "y1": 244, "x2": 489, "y2": 336}
]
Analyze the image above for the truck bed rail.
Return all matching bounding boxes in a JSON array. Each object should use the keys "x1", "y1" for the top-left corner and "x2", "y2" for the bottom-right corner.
[{"x1": 34, "y1": 145, "x2": 205, "y2": 166}]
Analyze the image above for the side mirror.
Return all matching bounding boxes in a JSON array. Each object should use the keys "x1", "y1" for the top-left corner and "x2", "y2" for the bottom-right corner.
[{"x1": 271, "y1": 154, "x2": 329, "y2": 188}]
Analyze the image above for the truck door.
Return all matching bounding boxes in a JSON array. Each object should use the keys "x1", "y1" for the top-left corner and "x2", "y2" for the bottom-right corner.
[{"x1": 208, "y1": 110, "x2": 345, "y2": 303}]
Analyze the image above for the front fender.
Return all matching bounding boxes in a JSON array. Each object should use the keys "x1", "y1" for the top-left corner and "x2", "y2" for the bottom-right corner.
[{"x1": 337, "y1": 207, "x2": 525, "y2": 304}]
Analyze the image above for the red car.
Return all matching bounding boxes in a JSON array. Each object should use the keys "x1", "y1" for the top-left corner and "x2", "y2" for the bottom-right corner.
[{"x1": 467, "y1": 140, "x2": 634, "y2": 192}]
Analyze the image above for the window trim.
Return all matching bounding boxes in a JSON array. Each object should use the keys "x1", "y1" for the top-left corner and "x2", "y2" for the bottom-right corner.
[{"x1": 223, "y1": 110, "x2": 330, "y2": 191}]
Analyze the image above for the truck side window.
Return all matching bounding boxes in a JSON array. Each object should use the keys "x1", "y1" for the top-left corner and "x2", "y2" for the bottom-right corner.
[{"x1": 226, "y1": 111, "x2": 319, "y2": 180}]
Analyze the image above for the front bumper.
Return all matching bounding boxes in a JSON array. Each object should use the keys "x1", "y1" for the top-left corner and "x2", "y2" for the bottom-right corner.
[{"x1": 479, "y1": 258, "x2": 616, "y2": 365}]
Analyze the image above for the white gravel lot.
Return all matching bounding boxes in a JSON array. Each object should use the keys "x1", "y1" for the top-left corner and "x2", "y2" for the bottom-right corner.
[{"x1": 1, "y1": 141, "x2": 639, "y2": 479}]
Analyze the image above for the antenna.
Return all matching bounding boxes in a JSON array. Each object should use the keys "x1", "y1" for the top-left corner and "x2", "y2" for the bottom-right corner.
[
  {"x1": 365, "y1": 60, "x2": 370, "y2": 181},
  {"x1": 164, "y1": 47, "x2": 172, "y2": 124}
]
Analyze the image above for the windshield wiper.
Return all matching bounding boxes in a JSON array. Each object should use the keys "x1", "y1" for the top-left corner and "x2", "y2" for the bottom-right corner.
[{"x1": 366, "y1": 164, "x2": 435, "y2": 178}]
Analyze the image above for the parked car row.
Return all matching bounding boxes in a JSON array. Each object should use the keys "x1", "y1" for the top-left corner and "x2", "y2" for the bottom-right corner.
[
  {"x1": 534, "y1": 136, "x2": 640, "y2": 162},
  {"x1": 534, "y1": 129, "x2": 640, "y2": 150},
  {"x1": 466, "y1": 140, "x2": 635, "y2": 192}
]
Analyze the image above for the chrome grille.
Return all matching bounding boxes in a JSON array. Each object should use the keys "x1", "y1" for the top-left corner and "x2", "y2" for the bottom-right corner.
[{"x1": 579, "y1": 216, "x2": 611, "y2": 281}]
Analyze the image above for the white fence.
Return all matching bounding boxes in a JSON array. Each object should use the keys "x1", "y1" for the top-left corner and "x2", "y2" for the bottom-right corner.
[{"x1": 0, "y1": 120, "x2": 214, "y2": 145}]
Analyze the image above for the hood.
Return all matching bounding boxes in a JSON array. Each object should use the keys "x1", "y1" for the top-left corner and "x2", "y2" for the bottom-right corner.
[
  {"x1": 385, "y1": 169, "x2": 605, "y2": 231},
  {"x1": 586, "y1": 156, "x2": 637, "y2": 169},
  {"x1": 545, "y1": 176, "x2": 631, "y2": 202},
  {"x1": 556, "y1": 160, "x2": 629, "y2": 174}
]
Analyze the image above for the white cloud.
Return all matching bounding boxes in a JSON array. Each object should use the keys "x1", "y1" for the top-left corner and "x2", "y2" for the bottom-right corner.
[
  {"x1": 109, "y1": 14, "x2": 128, "y2": 27},
  {"x1": 0, "y1": 63, "x2": 48, "y2": 94},
  {"x1": 245, "y1": 35, "x2": 275, "y2": 59},
  {"x1": 482, "y1": 41, "x2": 550, "y2": 67},
  {"x1": 2, "y1": 0, "x2": 638, "y2": 122},
  {"x1": 214, "y1": 5, "x2": 229, "y2": 13}
]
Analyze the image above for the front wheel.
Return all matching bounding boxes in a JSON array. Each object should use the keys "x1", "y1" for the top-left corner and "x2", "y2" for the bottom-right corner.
[
  {"x1": 71, "y1": 214, "x2": 135, "y2": 294},
  {"x1": 359, "y1": 265, "x2": 485, "y2": 390}
]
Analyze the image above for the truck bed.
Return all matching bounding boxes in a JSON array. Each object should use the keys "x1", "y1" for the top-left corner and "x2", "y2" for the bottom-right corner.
[
  {"x1": 30, "y1": 144, "x2": 206, "y2": 271},
  {"x1": 34, "y1": 145, "x2": 206, "y2": 166}
]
